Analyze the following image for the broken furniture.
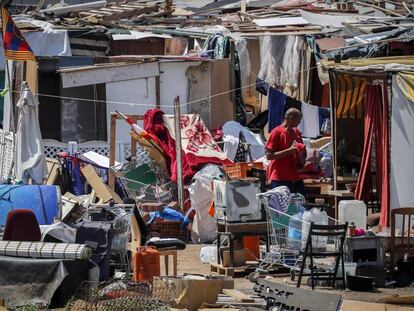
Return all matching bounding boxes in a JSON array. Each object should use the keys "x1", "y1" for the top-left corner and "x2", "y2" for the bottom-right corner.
[
  {"x1": 215, "y1": 221, "x2": 269, "y2": 270},
  {"x1": 159, "y1": 249, "x2": 178, "y2": 276},
  {"x1": 297, "y1": 222, "x2": 348, "y2": 289},
  {"x1": 75, "y1": 221, "x2": 113, "y2": 282},
  {"x1": 390, "y1": 207, "x2": 414, "y2": 269},
  {"x1": 3, "y1": 209, "x2": 41, "y2": 241}
]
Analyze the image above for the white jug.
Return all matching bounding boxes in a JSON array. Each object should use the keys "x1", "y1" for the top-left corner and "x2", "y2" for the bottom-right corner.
[{"x1": 302, "y1": 207, "x2": 328, "y2": 249}]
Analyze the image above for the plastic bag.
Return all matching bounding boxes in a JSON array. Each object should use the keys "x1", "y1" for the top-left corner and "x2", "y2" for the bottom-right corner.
[{"x1": 200, "y1": 245, "x2": 217, "y2": 264}]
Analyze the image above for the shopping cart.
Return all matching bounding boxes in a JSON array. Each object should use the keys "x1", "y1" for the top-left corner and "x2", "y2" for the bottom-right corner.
[
  {"x1": 249, "y1": 190, "x2": 344, "y2": 285},
  {"x1": 111, "y1": 150, "x2": 176, "y2": 203},
  {"x1": 80, "y1": 203, "x2": 136, "y2": 279}
]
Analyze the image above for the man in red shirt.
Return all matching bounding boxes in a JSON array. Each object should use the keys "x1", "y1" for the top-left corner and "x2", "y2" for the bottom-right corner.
[{"x1": 266, "y1": 108, "x2": 306, "y2": 197}]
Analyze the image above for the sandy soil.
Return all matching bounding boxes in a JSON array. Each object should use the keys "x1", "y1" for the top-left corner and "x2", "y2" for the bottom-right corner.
[{"x1": 176, "y1": 244, "x2": 414, "y2": 304}]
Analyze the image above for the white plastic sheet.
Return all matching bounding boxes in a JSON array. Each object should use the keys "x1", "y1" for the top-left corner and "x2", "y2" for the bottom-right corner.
[{"x1": 188, "y1": 165, "x2": 222, "y2": 243}]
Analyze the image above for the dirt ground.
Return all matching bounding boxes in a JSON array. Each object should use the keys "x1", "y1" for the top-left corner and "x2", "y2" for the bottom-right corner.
[{"x1": 176, "y1": 244, "x2": 414, "y2": 304}]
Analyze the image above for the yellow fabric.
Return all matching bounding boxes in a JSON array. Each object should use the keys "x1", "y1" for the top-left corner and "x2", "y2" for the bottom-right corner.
[
  {"x1": 322, "y1": 56, "x2": 414, "y2": 69},
  {"x1": 396, "y1": 72, "x2": 414, "y2": 102},
  {"x1": 335, "y1": 73, "x2": 366, "y2": 119}
]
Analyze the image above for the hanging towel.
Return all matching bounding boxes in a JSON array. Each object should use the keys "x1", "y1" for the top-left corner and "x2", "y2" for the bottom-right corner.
[
  {"x1": 300, "y1": 103, "x2": 320, "y2": 138},
  {"x1": 268, "y1": 87, "x2": 287, "y2": 133}
]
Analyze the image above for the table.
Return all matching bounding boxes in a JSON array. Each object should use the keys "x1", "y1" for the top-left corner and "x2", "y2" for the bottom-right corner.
[
  {"x1": 327, "y1": 190, "x2": 355, "y2": 219},
  {"x1": 216, "y1": 221, "x2": 269, "y2": 268}
]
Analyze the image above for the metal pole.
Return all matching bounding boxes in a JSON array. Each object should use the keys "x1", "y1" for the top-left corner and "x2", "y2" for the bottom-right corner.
[{"x1": 174, "y1": 96, "x2": 184, "y2": 210}]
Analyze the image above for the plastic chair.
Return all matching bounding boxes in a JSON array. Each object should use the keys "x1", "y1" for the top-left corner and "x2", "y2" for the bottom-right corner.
[{"x1": 3, "y1": 209, "x2": 41, "y2": 241}]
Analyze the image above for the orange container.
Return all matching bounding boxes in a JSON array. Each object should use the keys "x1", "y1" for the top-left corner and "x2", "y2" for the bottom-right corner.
[
  {"x1": 133, "y1": 246, "x2": 160, "y2": 282},
  {"x1": 243, "y1": 236, "x2": 260, "y2": 261},
  {"x1": 223, "y1": 162, "x2": 264, "y2": 178}
]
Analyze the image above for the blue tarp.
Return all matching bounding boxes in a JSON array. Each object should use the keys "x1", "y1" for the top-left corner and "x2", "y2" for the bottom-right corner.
[{"x1": 0, "y1": 185, "x2": 61, "y2": 226}]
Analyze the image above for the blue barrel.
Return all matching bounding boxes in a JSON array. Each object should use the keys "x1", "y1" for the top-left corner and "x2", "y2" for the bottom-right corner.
[{"x1": 0, "y1": 185, "x2": 61, "y2": 226}]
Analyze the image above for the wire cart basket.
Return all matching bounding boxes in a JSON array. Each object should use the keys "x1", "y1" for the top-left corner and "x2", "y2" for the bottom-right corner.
[
  {"x1": 250, "y1": 190, "x2": 344, "y2": 284},
  {"x1": 110, "y1": 150, "x2": 176, "y2": 203}
]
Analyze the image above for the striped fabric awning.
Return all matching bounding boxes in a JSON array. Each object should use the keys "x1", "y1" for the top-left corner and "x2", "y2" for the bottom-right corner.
[{"x1": 335, "y1": 73, "x2": 366, "y2": 119}]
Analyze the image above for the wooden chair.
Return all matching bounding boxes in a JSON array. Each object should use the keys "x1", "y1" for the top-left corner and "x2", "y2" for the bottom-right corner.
[
  {"x1": 390, "y1": 208, "x2": 414, "y2": 269},
  {"x1": 129, "y1": 214, "x2": 178, "y2": 276}
]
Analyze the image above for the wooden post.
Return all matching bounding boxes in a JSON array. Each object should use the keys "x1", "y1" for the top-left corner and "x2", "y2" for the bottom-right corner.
[
  {"x1": 109, "y1": 113, "x2": 117, "y2": 190},
  {"x1": 174, "y1": 96, "x2": 184, "y2": 210},
  {"x1": 130, "y1": 115, "x2": 138, "y2": 159},
  {"x1": 240, "y1": 0, "x2": 247, "y2": 21}
]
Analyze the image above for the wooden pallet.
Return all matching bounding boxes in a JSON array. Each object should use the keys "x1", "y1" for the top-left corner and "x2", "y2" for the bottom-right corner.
[
  {"x1": 210, "y1": 263, "x2": 256, "y2": 277},
  {"x1": 78, "y1": 0, "x2": 165, "y2": 21}
]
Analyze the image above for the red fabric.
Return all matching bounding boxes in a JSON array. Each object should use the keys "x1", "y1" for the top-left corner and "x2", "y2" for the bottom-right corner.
[
  {"x1": 355, "y1": 84, "x2": 390, "y2": 227},
  {"x1": 265, "y1": 125, "x2": 303, "y2": 182},
  {"x1": 144, "y1": 109, "x2": 232, "y2": 183},
  {"x1": 3, "y1": 209, "x2": 41, "y2": 241}
]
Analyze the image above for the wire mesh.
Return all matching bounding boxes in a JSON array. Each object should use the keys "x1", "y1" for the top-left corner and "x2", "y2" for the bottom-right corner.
[{"x1": 66, "y1": 281, "x2": 169, "y2": 311}]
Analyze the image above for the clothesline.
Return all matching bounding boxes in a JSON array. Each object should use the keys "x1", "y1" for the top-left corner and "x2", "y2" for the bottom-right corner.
[{"x1": 3, "y1": 64, "x2": 321, "y2": 109}]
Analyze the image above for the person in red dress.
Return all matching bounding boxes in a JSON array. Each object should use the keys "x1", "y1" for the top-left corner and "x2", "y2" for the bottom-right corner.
[{"x1": 266, "y1": 108, "x2": 306, "y2": 197}]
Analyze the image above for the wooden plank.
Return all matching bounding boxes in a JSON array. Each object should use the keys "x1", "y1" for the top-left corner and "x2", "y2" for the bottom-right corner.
[
  {"x1": 223, "y1": 289, "x2": 255, "y2": 303},
  {"x1": 81, "y1": 164, "x2": 122, "y2": 204},
  {"x1": 60, "y1": 61, "x2": 159, "y2": 88},
  {"x1": 45, "y1": 158, "x2": 60, "y2": 185},
  {"x1": 353, "y1": 1, "x2": 404, "y2": 16},
  {"x1": 109, "y1": 114, "x2": 116, "y2": 190},
  {"x1": 103, "y1": 5, "x2": 159, "y2": 21},
  {"x1": 25, "y1": 58, "x2": 38, "y2": 94},
  {"x1": 378, "y1": 295, "x2": 414, "y2": 305}
]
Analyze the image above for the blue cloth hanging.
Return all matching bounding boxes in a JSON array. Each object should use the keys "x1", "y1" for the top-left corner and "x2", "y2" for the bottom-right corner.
[{"x1": 268, "y1": 87, "x2": 287, "y2": 133}]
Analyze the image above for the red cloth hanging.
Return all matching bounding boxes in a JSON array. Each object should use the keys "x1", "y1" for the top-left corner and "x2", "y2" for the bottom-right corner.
[
  {"x1": 144, "y1": 109, "x2": 232, "y2": 184},
  {"x1": 355, "y1": 84, "x2": 390, "y2": 227}
]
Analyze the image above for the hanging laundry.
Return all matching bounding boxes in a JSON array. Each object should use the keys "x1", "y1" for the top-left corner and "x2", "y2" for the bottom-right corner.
[
  {"x1": 222, "y1": 121, "x2": 265, "y2": 162},
  {"x1": 285, "y1": 96, "x2": 302, "y2": 112},
  {"x1": 300, "y1": 103, "x2": 320, "y2": 138},
  {"x1": 256, "y1": 77, "x2": 269, "y2": 96},
  {"x1": 268, "y1": 87, "x2": 287, "y2": 133},
  {"x1": 162, "y1": 112, "x2": 232, "y2": 183}
]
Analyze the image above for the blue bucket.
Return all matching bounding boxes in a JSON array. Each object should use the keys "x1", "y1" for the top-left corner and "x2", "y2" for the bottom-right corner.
[{"x1": 0, "y1": 185, "x2": 61, "y2": 226}]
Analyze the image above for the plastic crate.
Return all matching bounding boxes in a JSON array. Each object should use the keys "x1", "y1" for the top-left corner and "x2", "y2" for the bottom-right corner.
[
  {"x1": 223, "y1": 162, "x2": 264, "y2": 178},
  {"x1": 147, "y1": 222, "x2": 189, "y2": 242}
]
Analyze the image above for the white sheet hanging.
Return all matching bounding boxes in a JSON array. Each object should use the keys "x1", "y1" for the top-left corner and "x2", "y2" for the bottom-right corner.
[
  {"x1": 300, "y1": 103, "x2": 320, "y2": 138},
  {"x1": 15, "y1": 84, "x2": 47, "y2": 184}
]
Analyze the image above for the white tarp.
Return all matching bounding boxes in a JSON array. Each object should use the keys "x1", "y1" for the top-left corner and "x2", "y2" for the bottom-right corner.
[
  {"x1": 390, "y1": 74, "x2": 414, "y2": 215},
  {"x1": 253, "y1": 16, "x2": 309, "y2": 27},
  {"x1": 112, "y1": 31, "x2": 172, "y2": 41},
  {"x1": 299, "y1": 10, "x2": 356, "y2": 27},
  {"x1": 15, "y1": 83, "x2": 47, "y2": 184}
]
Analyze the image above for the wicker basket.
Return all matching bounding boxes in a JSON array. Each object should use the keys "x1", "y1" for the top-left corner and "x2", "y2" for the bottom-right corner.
[
  {"x1": 223, "y1": 162, "x2": 264, "y2": 178},
  {"x1": 147, "y1": 222, "x2": 189, "y2": 242}
]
